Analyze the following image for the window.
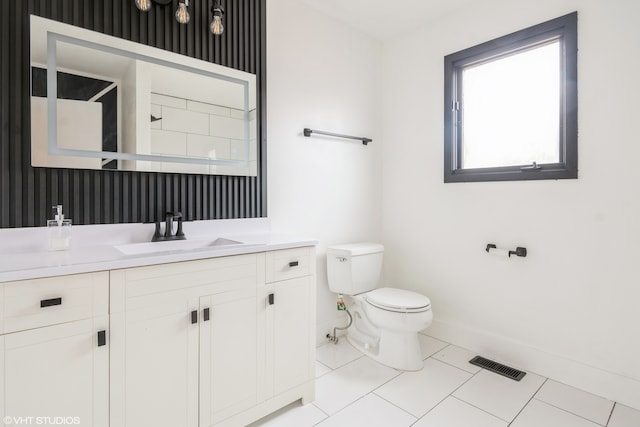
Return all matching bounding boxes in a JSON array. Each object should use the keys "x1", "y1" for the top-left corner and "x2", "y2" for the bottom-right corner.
[{"x1": 444, "y1": 12, "x2": 577, "y2": 183}]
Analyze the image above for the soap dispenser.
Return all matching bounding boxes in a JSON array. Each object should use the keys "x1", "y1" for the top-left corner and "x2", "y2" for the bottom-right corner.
[{"x1": 47, "y1": 205, "x2": 72, "y2": 251}]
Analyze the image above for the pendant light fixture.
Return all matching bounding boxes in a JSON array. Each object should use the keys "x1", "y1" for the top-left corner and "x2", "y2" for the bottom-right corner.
[
  {"x1": 134, "y1": 0, "x2": 153, "y2": 12},
  {"x1": 175, "y1": 0, "x2": 190, "y2": 24},
  {"x1": 134, "y1": 0, "x2": 190, "y2": 25},
  {"x1": 210, "y1": 0, "x2": 225, "y2": 36},
  {"x1": 134, "y1": 0, "x2": 225, "y2": 35}
]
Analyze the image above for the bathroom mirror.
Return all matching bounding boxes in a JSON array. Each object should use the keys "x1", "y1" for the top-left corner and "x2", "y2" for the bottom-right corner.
[{"x1": 30, "y1": 15, "x2": 257, "y2": 176}]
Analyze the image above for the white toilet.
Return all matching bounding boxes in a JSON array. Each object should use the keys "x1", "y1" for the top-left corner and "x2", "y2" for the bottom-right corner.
[{"x1": 326, "y1": 243, "x2": 433, "y2": 371}]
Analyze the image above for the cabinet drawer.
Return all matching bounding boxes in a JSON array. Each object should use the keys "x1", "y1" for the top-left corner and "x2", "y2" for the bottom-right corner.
[
  {"x1": 266, "y1": 247, "x2": 311, "y2": 283},
  {"x1": 2, "y1": 271, "x2": 108, "y2": 334}
]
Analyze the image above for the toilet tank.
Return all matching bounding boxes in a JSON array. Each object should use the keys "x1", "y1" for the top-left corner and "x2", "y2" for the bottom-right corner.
[{"x1": 326, "y1": 243, "x2": 384, "y2": 295}]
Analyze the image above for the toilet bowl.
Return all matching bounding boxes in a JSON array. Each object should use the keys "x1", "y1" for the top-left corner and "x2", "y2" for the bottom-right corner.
[
  {"x1": 326, "y1": 243, "x2": 433, "y2": 371},
  {"x1": 348, "y1": 288, "x2": 432, "y2": 371}
]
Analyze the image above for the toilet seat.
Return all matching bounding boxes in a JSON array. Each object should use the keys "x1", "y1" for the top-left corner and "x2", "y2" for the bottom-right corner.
[{"x1": 365, "y1": 287, "x2": 431, "y2": 313}]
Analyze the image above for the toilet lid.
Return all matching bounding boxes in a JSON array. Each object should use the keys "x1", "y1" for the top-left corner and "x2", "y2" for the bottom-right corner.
[{"x1": 365, "y1": 288, "x2": 431, "y2": 312}]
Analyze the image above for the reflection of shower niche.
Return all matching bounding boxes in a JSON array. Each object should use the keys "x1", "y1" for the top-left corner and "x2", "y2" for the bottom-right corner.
[
  {"x1": 31, "y1": 68, "x2": 119, "y2": 170},
  {"x1": 30, "y1": 15, "x2": 257, "y2": 177}
]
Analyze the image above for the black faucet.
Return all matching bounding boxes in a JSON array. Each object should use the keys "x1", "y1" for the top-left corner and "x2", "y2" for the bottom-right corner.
[{"x1": 152, "y1": 211, "x2": 186, "y2": 242}]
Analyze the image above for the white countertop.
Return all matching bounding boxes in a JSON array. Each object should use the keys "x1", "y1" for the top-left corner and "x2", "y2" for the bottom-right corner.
[{"x1": 0, "y1": 219, "x2": 317, "y2": 282}]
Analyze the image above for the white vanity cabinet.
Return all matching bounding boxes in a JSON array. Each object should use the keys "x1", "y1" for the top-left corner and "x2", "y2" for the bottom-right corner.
[
  {"x1": 199, "y1": 284, "x2": 259, "y2": 425},
  {"x1": 0, "y1": 243, "x2": 315, "y2": 427},
  {"x1": 262, "y1": 247, "x2": 316, "y2": 401},
  {"x1": 110, "y1": 246, "x2": 316, "y2": 427},
  {"x1": 110, "y1": 253, "x2": 261, "y2": 427},
  {"x1": 0, "y1": 272, "x2": 109, "y2": 427}
]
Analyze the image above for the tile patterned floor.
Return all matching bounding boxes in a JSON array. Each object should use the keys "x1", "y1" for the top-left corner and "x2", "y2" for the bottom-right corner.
[{"x1": 250, "y1": 334, "x2": 640, "y2": 427}]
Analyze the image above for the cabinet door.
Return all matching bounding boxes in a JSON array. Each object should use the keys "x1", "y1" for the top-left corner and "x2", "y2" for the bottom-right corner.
[
  {"x1": 272, "y1": 276, "x2": 315, "y2": 396},
  {"x1": 113, "y1": 291, "x2": 199, "y2": 427},
  {"x1": 199, "y1": 287, "x2": 257, "y2": 426},
  {"x1": 0, "y1": 317, "x2": 108, "y2": 427}
]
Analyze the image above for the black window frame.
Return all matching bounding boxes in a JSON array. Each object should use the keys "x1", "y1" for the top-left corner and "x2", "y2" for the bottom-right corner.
[{"x1": 444, "y1": 12, "x2": 578, "y2": 183}]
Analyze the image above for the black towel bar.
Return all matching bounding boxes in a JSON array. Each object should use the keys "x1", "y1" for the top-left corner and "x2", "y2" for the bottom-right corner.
[{"x1": 303, "y1": 128, "x2": 372, "y2": 145}]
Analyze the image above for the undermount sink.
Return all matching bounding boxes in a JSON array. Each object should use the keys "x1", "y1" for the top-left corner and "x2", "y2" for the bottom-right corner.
[{"x1": 114, "y1": 237, "x2": 249, "y2": 255}]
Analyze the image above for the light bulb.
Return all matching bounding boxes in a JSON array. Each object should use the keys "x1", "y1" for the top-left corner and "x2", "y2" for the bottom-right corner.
[
  {"x1": 210, "y1": 15, "x2": 224, "y2": 35},
  {"x1": 175, "y1": 1, "x2": 190, "y2": 24},
  {"x1": 135, "y1": 0, "x2": 152, "y2": 12}
]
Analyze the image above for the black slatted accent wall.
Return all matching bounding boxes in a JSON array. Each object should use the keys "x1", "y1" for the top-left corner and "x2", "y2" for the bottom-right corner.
[{"x1": 0, "y1": 0, "x2": 267, "y2": 228}]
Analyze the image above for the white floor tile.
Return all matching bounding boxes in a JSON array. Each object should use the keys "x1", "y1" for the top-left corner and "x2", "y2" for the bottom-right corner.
[
  {"x1": 311, "y1": 336, "x2": 629, "y2": 427},
  {"x1": 534, "y1": 380, "x2": 614, "y2": 425},
  {"x1": 608, "y1": 403, "x2": 640, "y2": 427},
  {"x1": 316, "y1": 339, "x2": 363, "y2": 370},
  {"x1": 316, "y1": 394, "x2": 416, "y2": 427},
  {"x1": 314, "y1": 356, "x2": 400, "y2": 415},
  {"x1": 374, "y1": 358, "x2": 472, "y2": 417},
  {"x1": 453, "y1": 369, "x2": 545, "y2": 421},
  {"x1": 419, "y1": 333, "x2": 449, "y2": 359},
  {"x1": 316, "y1": 361, "x2": 332, "y2": 378},
  {"x1": 413, "y1": 396, "x2": 508, "y2": 427},
  {"x1": 247, "y1": 401, "x2": 327, "y2": 427},
  {"x1": 431, "y1": 345, "x2": 482, "y2": 374},
  {"x1": 511, "y1": 399, "x2": 601, "y2": 427}
]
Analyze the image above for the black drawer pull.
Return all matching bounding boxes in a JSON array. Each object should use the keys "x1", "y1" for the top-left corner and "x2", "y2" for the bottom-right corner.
[
  {"x1": 191, "y1": 310, "x2": 198, "y2": 324},
  {"x1": 268, "y1": 293, "x2": 275, "y2": 305},
  {"x1": 97, "y1": 330, "x2": 106, "y2": 347},
  {"x1": 40, "y1": 297, "x2": 62, "y2": 308},
  {"x1": 288, "y1": 261, "x2": 299, "y2": 268},
  {"x1": 203, "y1": 308, "x2": 210, "y2": 322}
]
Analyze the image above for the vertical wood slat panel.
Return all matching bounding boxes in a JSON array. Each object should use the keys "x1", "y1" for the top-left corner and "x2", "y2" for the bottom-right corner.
[
  {"x1": 0, "y1": 0, "x2": 265, "y2": 228},
  {"x1": 257, "y1": 0, "x2": 266, "y2": 218},
  {"x1": 0, "y1": 0, "x2": 11, "y2": 226}
]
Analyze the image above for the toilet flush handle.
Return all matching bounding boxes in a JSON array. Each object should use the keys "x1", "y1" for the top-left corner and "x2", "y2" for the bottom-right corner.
[{"x1": 336, "y1": 257, "x2": 347, "y2": 262}]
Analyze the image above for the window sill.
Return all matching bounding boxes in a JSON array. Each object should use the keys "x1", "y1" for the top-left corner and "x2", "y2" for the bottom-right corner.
[{"x1": 444, "y1": 163, "x2": 577, "y2": 183}]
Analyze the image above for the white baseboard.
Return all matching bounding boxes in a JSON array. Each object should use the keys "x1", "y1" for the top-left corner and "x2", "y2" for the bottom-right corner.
[{"x1": 427, "y1": 319, "x2": 640, "y2": 411}]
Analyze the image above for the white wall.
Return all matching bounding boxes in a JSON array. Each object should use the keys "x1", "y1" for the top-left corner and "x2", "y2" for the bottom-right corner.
[
  {"x1": 381, "y1": 0, "x2": 640, "y2": 408},
  {"x1": 266, "y1": 0, "x2": 383, "y2": 344}
]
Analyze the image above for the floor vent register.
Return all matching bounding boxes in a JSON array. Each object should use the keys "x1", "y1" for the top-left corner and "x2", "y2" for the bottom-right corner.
[{"x1": 469, "y1": 355, "x2": 526, "y2": 381}]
